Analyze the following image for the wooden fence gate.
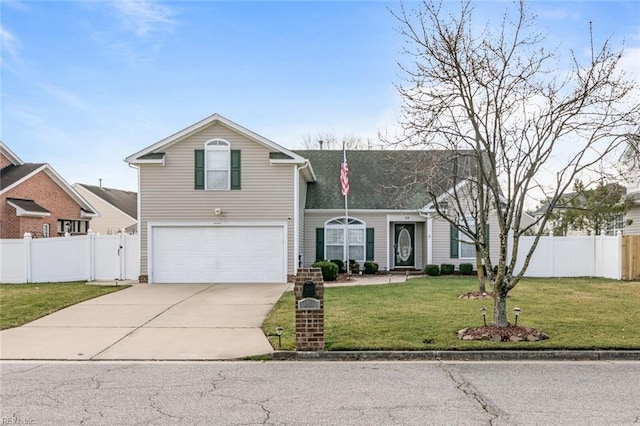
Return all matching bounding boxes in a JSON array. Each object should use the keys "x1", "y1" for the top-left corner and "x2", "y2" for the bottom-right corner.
[{"x1": 621, "y1": 235, "x2": 640, "y2": 280}]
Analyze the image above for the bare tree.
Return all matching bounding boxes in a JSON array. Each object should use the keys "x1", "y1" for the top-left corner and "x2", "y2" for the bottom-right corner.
[
  {"x1": 392, "y1": 1, "x2": 639, "y2": 326},
  {"x1": 301, "y1": 133, "x2": 382, "y2": 150}
]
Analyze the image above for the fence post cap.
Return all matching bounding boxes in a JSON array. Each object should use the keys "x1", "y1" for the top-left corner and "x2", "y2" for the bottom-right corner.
[
  {"x1": 88, "y1": 229, "x2": 95, "y2": 235},
  {"x1": 23, "y1": 232, "x2": 32, "y2": 239}
]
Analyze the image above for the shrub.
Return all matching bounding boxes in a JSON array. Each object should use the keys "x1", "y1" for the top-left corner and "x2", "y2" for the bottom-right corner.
[
  {"x1": 424, "y1": 264, "x2": 440, "y2": 276},
  {"x1": 440, "y1": 264, "x2": 455, "y2": 275},
  {"x1": 364, "y1": 261, "x2": 379, "y2": 274},
  {"x1": 459, "y1": 263, "x2": 474, "y2": 275},
  {"x1": 330, "y1": 259, "x2": 345, "y2": 273},
  {"x1": 349, "y1": 261, "x2": 360, "y2": 273},
  {"x1": 312, "y1": 261, "x2": 339, "y2": 281}
]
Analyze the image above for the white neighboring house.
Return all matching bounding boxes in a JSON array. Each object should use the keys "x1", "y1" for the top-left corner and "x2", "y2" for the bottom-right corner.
[
  {"x1": 72, "y1": 183, "x2": 137, "y2": 235},
  {"x1": 621, "y1": 133, "x2": 640, "y2": 235}
]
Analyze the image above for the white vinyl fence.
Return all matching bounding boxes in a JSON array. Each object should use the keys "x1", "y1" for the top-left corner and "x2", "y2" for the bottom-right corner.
[
  {"x1": 0, "y1": 232, "x2": 139, "y2": 284},
  {"x1": 510, "y1": 233, "x2": 622, "y2": 280}
]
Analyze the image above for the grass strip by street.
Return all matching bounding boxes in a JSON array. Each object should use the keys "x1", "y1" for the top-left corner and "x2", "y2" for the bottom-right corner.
[
  {"x1": 0, "y1": 282, "x2": 129, "y2": 330},
  {"x1": 263, "y1": 277, "x2": 640, "y2": 351}
]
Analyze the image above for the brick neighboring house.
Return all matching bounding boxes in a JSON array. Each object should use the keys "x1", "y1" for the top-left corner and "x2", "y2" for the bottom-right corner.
[{"x1": 0, "y1": 142, "x2": 98, "y2": 238}]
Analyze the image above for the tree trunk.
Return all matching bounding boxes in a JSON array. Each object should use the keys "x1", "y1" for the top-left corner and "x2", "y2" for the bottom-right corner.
[
  {"x1": 475, "y1": 249, "x2": 486, "y2": 293},
  {"x1": 494, "y1": 291, "x2": 508, "y2": 327}
]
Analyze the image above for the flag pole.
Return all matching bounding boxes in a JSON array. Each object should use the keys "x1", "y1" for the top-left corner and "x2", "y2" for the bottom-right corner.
[{"x1": 342, "y1": 142, "x2": 349, "y2": 277}]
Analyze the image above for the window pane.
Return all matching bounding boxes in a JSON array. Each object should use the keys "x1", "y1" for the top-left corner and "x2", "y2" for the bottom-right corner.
[
  {"x1": 348, "y1": 246, "x2": 364, "y2": 261},
  {"x1": 207, "y1": 150, "x2": 229, "y2": 169},
  {"x1": 348, "y1": 229, "x2": 364, "y2": 244},
  {"x1": 326, "y1": 246, "x2": 343, "y2": 260},
  {"x1": 326, "y1": 229, "x2": 344, "y2": 244},
  {"x1": 460, "y1": 242, "x2": 475, "y2": 258},
  {"x1": 207, "y1": 170, "x2": 228, "y2": 189}
]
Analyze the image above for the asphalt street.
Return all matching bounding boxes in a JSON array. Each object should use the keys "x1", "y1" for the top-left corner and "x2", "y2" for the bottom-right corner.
[{"x1": 1, "y1": 361, "x2": 639, "y2": 425}]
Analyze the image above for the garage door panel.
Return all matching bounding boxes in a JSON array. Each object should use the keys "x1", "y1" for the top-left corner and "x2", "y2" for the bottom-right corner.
[{"x1": 152, "y1": 226, "x2": 285, "y2": 284}]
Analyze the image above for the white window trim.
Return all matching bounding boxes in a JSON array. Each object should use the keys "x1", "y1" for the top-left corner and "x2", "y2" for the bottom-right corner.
[
  {"x1": 43, "y1": 223, "x2": 50, "y2": 238},
  {"x1": 205, "y1": 139, "x2": 231, "y2": 190},
  {"x1": 324, "y1": 216, "x2": 366, "y2": 264}
]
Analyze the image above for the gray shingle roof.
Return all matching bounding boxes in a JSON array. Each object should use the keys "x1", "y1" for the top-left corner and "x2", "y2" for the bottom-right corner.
[
  {"x1": 6, "y1": 198, "x2": 50, "y2": 214},
  {"x1": 295, "y1": 150, "x2": 473, "y2": 210},
  {"x1": 0, "y1": 164, "x2": 45, "y2": 190},
  {"x1": 77, "y1": 184, "x2": 137, "y2": 219}
]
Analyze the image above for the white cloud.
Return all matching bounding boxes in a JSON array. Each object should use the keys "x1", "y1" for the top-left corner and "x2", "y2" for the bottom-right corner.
[
  {"x1": 110, "y1": 0, "x2": 176, "y2": 36},
  {"x1": 0, "y1": 25, "x2": 20, "y2": 66},
  {"x1": 37, "y1": 83, "x2": 91, "y2": 111},
  {"x1": 620, "y1": 46, "x2": 640, "y2": 86}
]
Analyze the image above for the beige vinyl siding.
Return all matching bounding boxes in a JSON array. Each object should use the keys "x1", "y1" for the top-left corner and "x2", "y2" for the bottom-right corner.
[
  {"x1": 73, "y1": 184, "x2": 136, "y2": 235},
  {"x1": 625, "y1": 204, "x2": 640, "y2": 235},
  {"x1": 303, "y1": 211, "x2": 402, "y2": 271},
  {"x1": 138, "y1": 122, "x2": 296, "y2": 275},
  {"x1": 431, "y1": 214, "x2": 500, "y2": 267}
]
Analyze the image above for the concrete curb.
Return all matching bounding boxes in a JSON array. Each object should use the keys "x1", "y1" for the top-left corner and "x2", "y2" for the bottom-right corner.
[{"x1": 271, "y1": 350, "x2": 640, "y2": 361}]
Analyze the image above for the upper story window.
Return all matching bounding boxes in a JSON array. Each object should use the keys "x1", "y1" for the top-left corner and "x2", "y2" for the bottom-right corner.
[{"x1": 205, "y1": 139, "x2": 230, "y2": 190}]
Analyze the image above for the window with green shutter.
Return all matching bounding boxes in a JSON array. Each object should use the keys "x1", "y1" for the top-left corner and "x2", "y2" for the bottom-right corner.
[
  {"x1": 315, "y1": 228, "x2": 324, "y2": 261},
  {"x1": 195, "y1": 142, "x2": 241, "y2": 190},
  {"x1": 450, "y1": 223, "x2": 459, "y2": 258},
  {"x1": 195, "y1": 149, "x2": 205, "y2": 190},
  {"x1": 366, "y1": 228, "x2": 375, "y2": 261},
  {"x1": 231, "y1": 149, "x2": 241, "y2": 190}
]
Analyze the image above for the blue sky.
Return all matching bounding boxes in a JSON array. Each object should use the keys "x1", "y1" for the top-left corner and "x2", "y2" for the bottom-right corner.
[{"x1": 2, "y1": 1, "x2": 639, "y2": 192}]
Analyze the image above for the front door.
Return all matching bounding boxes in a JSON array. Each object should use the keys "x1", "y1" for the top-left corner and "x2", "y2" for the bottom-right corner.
[{"x1": 394, "y1": 224, "x2": 415, "y2": 268}]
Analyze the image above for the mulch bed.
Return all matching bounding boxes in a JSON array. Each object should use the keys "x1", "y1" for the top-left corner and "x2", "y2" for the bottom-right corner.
[
  {"x1": 458, "y1": 291, "x2": 495, "y2": 299},
  {"x1": 458, "y1": 325, "x2": 549, "y2": 342}
]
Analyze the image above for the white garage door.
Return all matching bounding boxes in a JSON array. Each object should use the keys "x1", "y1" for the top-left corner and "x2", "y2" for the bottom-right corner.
[{"x1": 151, "y1": 225, "x2": 285, "y2": 283}]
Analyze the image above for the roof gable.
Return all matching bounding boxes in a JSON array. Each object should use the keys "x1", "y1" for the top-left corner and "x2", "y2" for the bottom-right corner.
[
  {"x1": 76, "y1": 184, "x2": 137, "y2": 219},
  {"x1": 126, "y1": 113, "x2": 306, "y2": 165},
  {"x1": 0, "y1": 141, "x2": 24, "y2": 166},
  {"x1": 0, "y1": 163, "x2": 98, "y2": 215}
]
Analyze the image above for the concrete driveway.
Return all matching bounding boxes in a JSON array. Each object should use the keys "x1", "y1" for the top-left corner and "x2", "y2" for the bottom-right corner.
[{"x1": 0, "y1": 283, "x2": 288, "y2": 361}]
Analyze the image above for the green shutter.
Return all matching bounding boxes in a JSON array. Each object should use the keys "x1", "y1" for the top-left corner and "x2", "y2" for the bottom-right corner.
[
  {"x1": 450, "y1": 223, "x2": 459, "y2": 259},
  {"x1": 366, "y1": 228, "x2": 375, "y2": 261},
  {"x1": 195, "y1": 150, "x2": 205, "y2": 190},
  {"x1": 230, "y1": 150, "x2": 241, "y2": 190},
  {"x1": 315, "y1": 228, "x2": 324, "y2": 261}
]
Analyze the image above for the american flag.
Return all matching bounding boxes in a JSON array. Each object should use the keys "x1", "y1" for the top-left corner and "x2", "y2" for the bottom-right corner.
[{"x1": 340, "y1": 149, "x2": 349, "y2": 196}]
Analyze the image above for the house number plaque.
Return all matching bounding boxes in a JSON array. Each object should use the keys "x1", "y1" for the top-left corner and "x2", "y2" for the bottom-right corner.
[{"x1": 298, "y1": 298, "x2": 321, "y2": 311}]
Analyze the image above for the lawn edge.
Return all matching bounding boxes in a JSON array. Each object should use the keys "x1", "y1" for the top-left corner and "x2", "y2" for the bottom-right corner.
[{"x1": 271, "y1": 350, "x2": 640, "y2": 361}]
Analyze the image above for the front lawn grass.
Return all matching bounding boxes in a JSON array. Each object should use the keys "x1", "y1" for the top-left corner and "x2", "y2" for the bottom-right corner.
[
  {"x1": 0, "y1": 282, "x2": 129, "y2": 330},
  {"x1": 263, "y1": 277, "x2": 640, "y2": 351}
]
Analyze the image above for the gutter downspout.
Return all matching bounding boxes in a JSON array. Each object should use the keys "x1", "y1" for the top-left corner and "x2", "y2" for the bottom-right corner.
[{"x1": 294, "y1": 160, "x2": 311, "y2": 275}]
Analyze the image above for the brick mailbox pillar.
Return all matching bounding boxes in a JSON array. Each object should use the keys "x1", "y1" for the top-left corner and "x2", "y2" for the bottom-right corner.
[{"x1": 294, "y1": 268, "x2": 325, "y2": 351}]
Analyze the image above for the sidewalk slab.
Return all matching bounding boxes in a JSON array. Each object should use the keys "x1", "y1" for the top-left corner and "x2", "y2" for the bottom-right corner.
[
  {"x1": 0, "y1": 327, "x2": 135, "y2": 360},
  {"x1": 93, "y1": 328, "x2": 273, "y2": 360}
]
